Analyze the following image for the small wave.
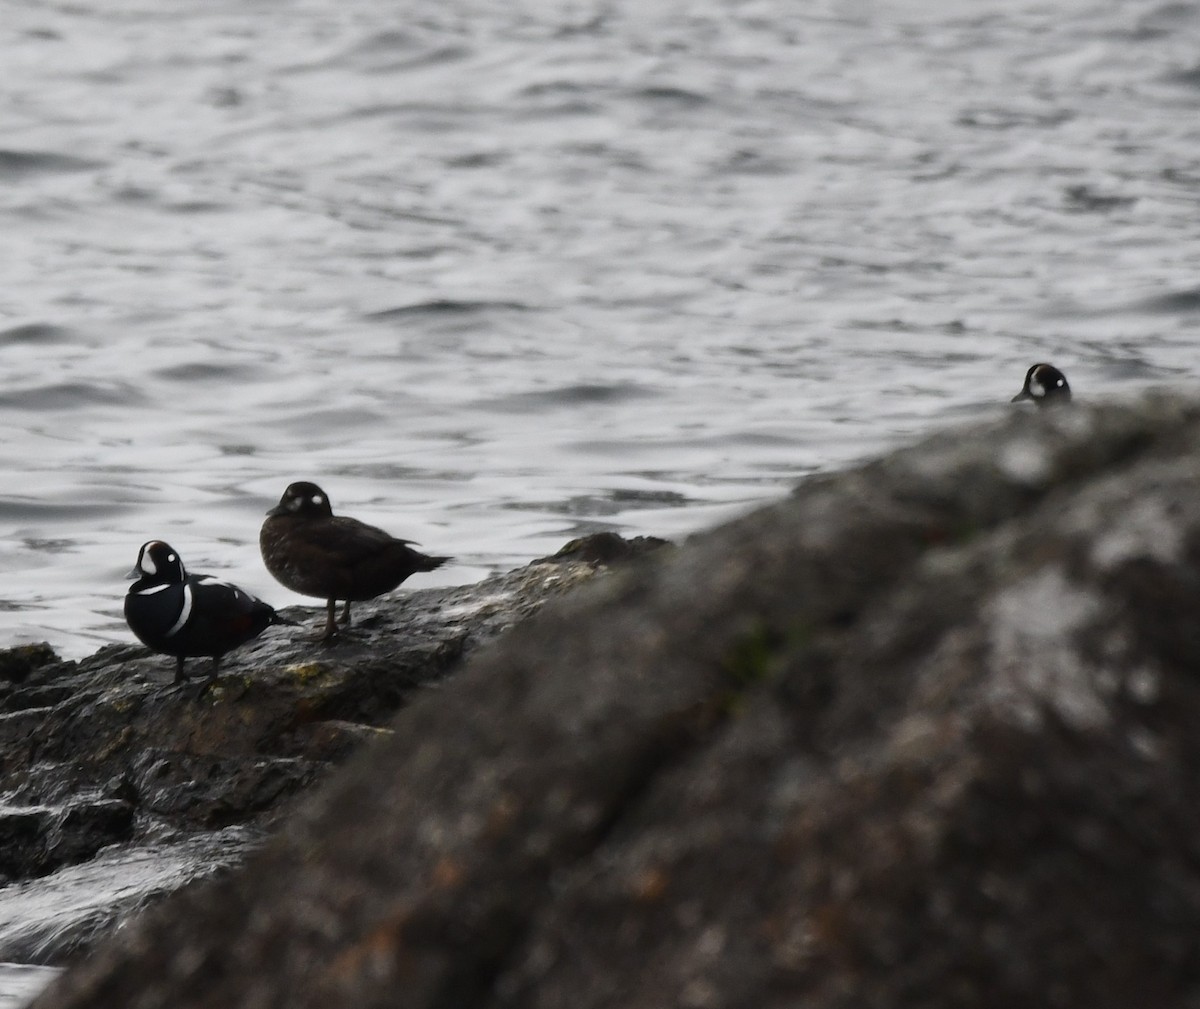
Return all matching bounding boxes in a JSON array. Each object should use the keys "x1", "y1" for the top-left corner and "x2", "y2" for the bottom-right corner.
[
  {"x1": 366, "y1": 299, "x2": 531, "y2": 320},
  {"x1": 629, "y1": 85, "x2": 710, "y2": 108},
  {"x1": 328, "y1": 462, "x2": 469, "y2": 482},
  {"x1": 1062, "y1": 185, "x2": 1136, "y2": 213},
  {"x1": 719, "y1": 148, "x2": 791, "y2": 176},
  {"x1": 366, "y1": 44, "x2": 471, "y2": 73},
  {"x1": 444, "y1": 150, "x2": 507, "y2": 169},
  {"x1": 287, "y1": 34, "x2": 469, "y2": 76},
  {"x1": 0, "y1": 500, "x2": 123, "y2": 522},
  {"x1": 481, "y1": 382, "x2": 658, "y2": 413},
  {"x1": 348, "y1": 28, "x2": 417, "y2": 54},
  {"x1": 518, "y1": 80, "x2": 594, "y2": 98},
  {"x1": 0, "y1": 149, "x2": 103, "y2": 180},
  {"x1": 21, "y1": 538, "x2": 76, "y2": 555},
  {"x1": 503, "y1": 487, "x2": 691, "y2": 518},
  {"x1": 276, "y1": 406, "x2": 390, "y2": 430},
  {"x1": 1164, "y1": 63, "x2": 1200, "y2": 88},
  {"x1": 153, "y1": 362, "x2": 253, "y2": 383},
  {"x1": 956, "y1": 106, "x2": 1073, "y2": 130},
  {"x1": 1136, "y1": 287, "x2": 1200, "y2": 314},
  {"x1": 343, "y1": 28, "x2": 468, "y2": 68},
  {"x1": 554, "y1": 14, "x2": 608, "y2": 38},
  {"x1": 0, "y1": 324, "x2": 75, "y2": 346},
  {"x1": 0, "y1": 383, "x2": 146, "y2": 410},
  {"x1": 515, "y1": 80, "x2": 605, "y2": 116}
]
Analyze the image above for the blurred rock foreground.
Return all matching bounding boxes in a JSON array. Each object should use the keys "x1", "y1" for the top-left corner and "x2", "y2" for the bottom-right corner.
[{"x1": 27, "y1": 395, "x2": 1200, "y2": 1008}]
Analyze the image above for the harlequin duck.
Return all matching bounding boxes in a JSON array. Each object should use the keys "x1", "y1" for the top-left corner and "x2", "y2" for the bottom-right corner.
[
  {"x1": 1012, "y1": 363, "x2": 1071, "y2": 406},
  {"x1": 260, "y1": 481, "x2": 450, "y2": 641},
  {"x1": 125, "y1": 540, "x2": 289, "y2": 685}
]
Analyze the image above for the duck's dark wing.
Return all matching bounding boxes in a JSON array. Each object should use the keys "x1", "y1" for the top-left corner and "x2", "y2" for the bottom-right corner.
[
  {"x1": 262, "y1": 514, "x2": 448, "y2": 600},
  {"x1": 304, "y1": 516, "x2": 417, "y2": 562},
  {"x1": 180, "y1": 575, "x2": 279, "y2": 654}
]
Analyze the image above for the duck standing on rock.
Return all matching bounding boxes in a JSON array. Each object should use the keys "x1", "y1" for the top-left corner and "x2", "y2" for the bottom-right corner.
[
  {"x1": 260, "y1": 481, "x2": 450, "y2": 641},
  {"x1": 125, "y1": 540, "x2": 289, "y2": 685},
  {"x1": 1012, "y1": 363, "x2": 1071, "y2": 406}
]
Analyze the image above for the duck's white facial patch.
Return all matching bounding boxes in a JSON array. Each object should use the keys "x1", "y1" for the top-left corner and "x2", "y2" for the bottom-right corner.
[
  {"x1": 1029, "y1": 376, "x2": 1046, "y2": 398},
  {"x1": 312, "y1": 494, "x2": 324, "y2": 506},
  {"x1": 140, "y1": 549, "x2": 156, "y2": 576},
  {"x1": 288, "y1": 496, "x2": 302, "y2": 511}
]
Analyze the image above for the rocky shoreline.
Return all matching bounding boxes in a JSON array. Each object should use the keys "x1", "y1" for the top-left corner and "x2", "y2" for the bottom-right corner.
[
  {"x1": 0, "y1": 535, "x2": 665, "y2": 964},
  {"x1": 17, "y1": 395, "x2": 1200, "y2": 1008}
]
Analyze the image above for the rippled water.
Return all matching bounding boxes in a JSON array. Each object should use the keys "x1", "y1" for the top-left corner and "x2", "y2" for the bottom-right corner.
[
  {"x1": 0, "y1": 964, "x2": 56, "y2": 1009},
  {"x1": 0, "y1": 827, "x2": 254, "y2": 960},
  {"x1": 2, "y1": 0, "x2": 1199, "y2": 659},
  {"x1": 0, "y1": 827, "x2": 255, "y2": 1003}
]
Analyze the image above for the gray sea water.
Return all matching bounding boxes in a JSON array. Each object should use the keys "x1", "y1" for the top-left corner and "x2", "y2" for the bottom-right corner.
[
  {"x1": 2, "y1": 0, "x2": 1197, "y2": 662},
  {"x1": 2, "y1": 0, "x2": 1199, "y2": 999}
]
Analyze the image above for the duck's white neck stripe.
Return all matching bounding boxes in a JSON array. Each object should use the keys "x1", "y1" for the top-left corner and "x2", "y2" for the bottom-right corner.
[
  {"x1": 134, "y1": 583, "x2": 172, "y2": 596},
  {"x1": 165, "y1": 584, "x2": 193, "y2": 638}
]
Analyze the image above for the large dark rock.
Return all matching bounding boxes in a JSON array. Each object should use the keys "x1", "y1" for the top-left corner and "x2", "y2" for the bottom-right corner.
[{"x1": 30, "y1": 395, "x2": 1200, "y2": 1008}]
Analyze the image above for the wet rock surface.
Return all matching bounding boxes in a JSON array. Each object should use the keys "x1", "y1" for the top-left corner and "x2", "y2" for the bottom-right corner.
[
  {"x1": 28, "y1": 395, "x2": 1200, "y2": 1008},
  {"x1": 0, "y1": 554, "x2": 613, "y2": 962}
]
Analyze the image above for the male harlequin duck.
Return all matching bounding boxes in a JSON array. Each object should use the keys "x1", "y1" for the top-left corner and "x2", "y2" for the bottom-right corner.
[
  {"x1": 125, "y1": 540, "x2": 289, "y2": 685},
  {"x1": 1012, "y1": 363, "x2": 1071, "y2": 406},
  {"x1": 260, "y1": 481, "x2": 450, "y2": 641}
]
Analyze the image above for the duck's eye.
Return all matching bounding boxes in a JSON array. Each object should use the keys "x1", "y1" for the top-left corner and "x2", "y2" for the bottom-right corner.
[
  {"x1": 312, "y1": 494, "x2": 324, "y2": 505},
  {"x1": 167, "y1": 554, "x2": 176, "y2": 563}
]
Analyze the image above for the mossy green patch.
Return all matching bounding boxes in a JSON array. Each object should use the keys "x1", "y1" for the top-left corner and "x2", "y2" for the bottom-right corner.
[
  {"x1": 718, "y1": 619, "x2": 818, "y2": 713},
  {"x1": 107, "y1": 695, "x2": 138, "y2": 715},
  {"x1": 721, "y1": 623, "x2": 785, "y2": 688},
  {"x1": 283, "y1": 662, "x2": 334, "y2": 684}
]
